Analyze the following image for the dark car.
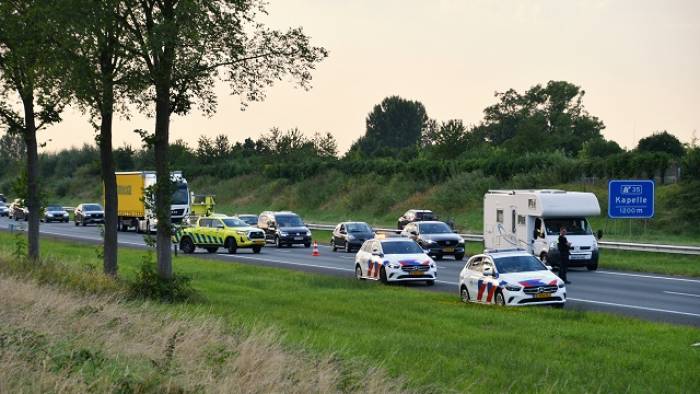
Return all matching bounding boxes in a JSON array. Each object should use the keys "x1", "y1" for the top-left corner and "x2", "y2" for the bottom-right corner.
[
  {"x1": 401, "y1": 221, "x2": 465, "y2": 260},
  {"x1": 43, "y1": 205, "x2": 69, "y2": 223},
  {"x1": 397, "y1": 209, "x2": 436, "y2": 230},
  {"x1": 331, "y1": 221, "x2": 375, "y2": 253},
  {"x1": 236, "y1": 214, "x2": 259, "y2": 227},
  {"x1": 0, "y1": 201, "x2": 9, "y2": 217},
  {"x1": 258, "y1": 211, "x2": 312, "y2": 248},
  {"x1": 0, "y1": 193, "x2": 6, "y2": 203},
  {"x1": 74, "y1": 203, "x2": 105, "y2": 226}
]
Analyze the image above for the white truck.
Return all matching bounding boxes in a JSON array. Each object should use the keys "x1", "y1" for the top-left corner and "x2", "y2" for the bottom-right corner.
[
  {"x1": 115, "y1": 171, "x2": 190, "y2": 233},
  {"x1": 483, "y1": 189, "x2": 602, "y2": 271}
]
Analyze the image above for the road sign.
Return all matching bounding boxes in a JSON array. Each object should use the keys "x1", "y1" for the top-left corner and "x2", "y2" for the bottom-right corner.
[{"x1": 608, "y1": 180, "x2": 655, "y2": 219}]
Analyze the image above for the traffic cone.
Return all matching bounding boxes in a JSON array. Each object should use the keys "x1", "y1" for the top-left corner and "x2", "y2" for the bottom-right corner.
[{"x1": 312, "y1": 240, "x2": 320, "y2": 256}]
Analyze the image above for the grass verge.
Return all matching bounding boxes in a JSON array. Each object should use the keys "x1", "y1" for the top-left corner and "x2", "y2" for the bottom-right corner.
[{"x1": 0, "y1": 232, "x2": 699, "y2": 392}]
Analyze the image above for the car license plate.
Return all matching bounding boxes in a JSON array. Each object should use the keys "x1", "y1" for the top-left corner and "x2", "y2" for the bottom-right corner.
[
  {"x1": 534, "y1": 293, "x2": 552, "y2": 299},
  {"x1": 443, "y1": 247, "x2": 454, "y2": 253},
  {"x1": 294, "y1": 236, "x2": 303, "y2": 241},
  {"x1": 410, "y1": 271, "x2": 423, "y2": 276},
  {"x1": 570, "y1": 254, "x2": 590, "y2": 260}
]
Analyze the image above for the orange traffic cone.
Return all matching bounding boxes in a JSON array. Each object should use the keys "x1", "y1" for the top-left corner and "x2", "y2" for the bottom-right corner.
[{"x1": 312, "y1": 240, "x2": 320, "y2": 256}]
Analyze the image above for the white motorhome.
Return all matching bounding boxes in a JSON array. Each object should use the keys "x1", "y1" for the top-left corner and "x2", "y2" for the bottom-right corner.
[{"x1": 483, "y1": 190, "x2": 602, "y2": 270}]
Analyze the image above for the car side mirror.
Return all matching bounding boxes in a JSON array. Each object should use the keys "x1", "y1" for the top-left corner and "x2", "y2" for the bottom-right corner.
[
  {"x1": 597, "y1": 230, "x2": 603, "y2": 240},
  {"x1": 483, "y1": 268, "x2": 493, "y2": 277},
  {"x1": 410, "y1": 231, "x2": 417, "y2": 236},
  {"x1": 546, "y1": 265, "x2": 553, "y2": 271},
  {"x1": 340, "y1": 230, "x2": 346, "y2": 234}
]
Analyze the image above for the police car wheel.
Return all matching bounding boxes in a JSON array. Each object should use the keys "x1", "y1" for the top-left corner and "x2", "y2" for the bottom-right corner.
[
  {"x1": 180, "y1": 237, "x2": 195, "y2": 254},
  {"x1": 460, "y1": 286, "x2": 470, "y2": 303},
  {"x1": 226, "y1": 238, "x2": 238, "y2": 254},
  {"x1": 379, "y1": 267, "x2": 388, "y2": 284},
  {"x1": 495, "y1": 292, "x2": 506, "y2": 306},
  {"x1": 355, "y1": 265, "x2": 364, "y2": 280}
]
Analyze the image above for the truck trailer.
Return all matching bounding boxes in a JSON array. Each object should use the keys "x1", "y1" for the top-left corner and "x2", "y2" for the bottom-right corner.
[
  {"x1": 483, "y1": 189, "x2": 602, "y2": 270},
  {"x1": 115, "y1": 171, "x2": 190, "y2": 233}
]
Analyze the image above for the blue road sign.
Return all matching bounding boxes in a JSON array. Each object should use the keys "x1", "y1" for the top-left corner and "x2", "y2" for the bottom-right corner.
[{"x1": 608, "y1": 180, "x2": 655, "y2": 219}]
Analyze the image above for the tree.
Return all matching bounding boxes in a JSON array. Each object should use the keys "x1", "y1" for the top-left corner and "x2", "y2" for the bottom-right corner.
[
  {"x1": 122, "y1": 1, "x2": 327, "y2": 279},
  {"x1": 350, "y1": 96, "x2": 429, "y2": 157},
  {"x1": 637, "y1": 131, "x2": 685, "y2": 157},
  {"x1": 480, "y1": 81, "x2": 605, "y2": 155},
  {"x1": 579, "y1": 137, "x2": 623, "y2": 158},
  {"x1": 312, "y1": 132, "x2": 338, "y2": 158},
  {"x1": 422, "y1": 119, "x2": 473, "y2": 159},
  {"x1": 0, "y1": 1, "x2": 64, "y2": 261},
  {"x1": 52, "y1": 0, "x2": 141, "y2": 277}
]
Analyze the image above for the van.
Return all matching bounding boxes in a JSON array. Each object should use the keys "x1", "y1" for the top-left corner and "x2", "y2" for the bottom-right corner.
[
  {"x1": 483, "y1": 190, "x2": 602, "y2": 270},
  {"x1": 258, "y1": 211, "x2": 312, "y2": 248}
]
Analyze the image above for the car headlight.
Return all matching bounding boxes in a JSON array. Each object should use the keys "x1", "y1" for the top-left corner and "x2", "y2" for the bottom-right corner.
[
  {"x1": 236, "y1": 231, "x2": 248, "y2": 236},
  {"x1": 505, "y1": 284, "x2": 522, "y2": 292},
  {"x1": 592, "y1": 243, "x2": 598, "y2": 251},
  {"x1": 387, "y1": 262, "x2": 400, "y2": 269},
  {"x1": 558, "y1": 282, "x2": 566, "y2": 288},
  {"x1": 347, "y1": 234, "x2": 355, "y2": 240},
  {"x1": 279, "y1": 231, "x2": 288, "y2": 237},
  {"x1": 306, "y1": 230, "x2": 312, "y2": 236}
]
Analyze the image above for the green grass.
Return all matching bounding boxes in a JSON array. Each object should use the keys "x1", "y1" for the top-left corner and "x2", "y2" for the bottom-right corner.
[{"x1": 1, "y1": 232, "x2": 698, "y2": 393}]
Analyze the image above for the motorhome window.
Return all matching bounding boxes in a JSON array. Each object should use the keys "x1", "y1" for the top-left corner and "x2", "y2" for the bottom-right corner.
[
  {"x1": 496, "y1": 210, "x2": 503, "y2": 223},
  {"x1": 511, "y1": 210, "x2": 516, "y2": 233},
  {"x1": 517, "y1": 215, "x2": 526, "y2": 226},
  {"x1": 494, "y1": 255, "x2": 547, "y2": 273},
  {"x1": 171, "y1": 183, "x2": 189, "y2": 205},
  {"x1": 528, "y1": 199, "x2": 536, "y2": 209},
  {"x1": 544, "y1": 218, "x2": 593, "y2": 235}
]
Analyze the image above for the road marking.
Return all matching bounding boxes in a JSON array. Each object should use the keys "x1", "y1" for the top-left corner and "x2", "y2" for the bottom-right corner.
[
  {"x1": 567, "y1": 298, "x2": 700, "y2": 318},
  {"x1": 595, "y1": 270, "x2": 700, "y2": 284},
  {"x1": 663, "y1": 291, "x2": 700, "y2": 298},
  {"x1": 216, "y1": 253, "x2": 354, "y2": 272}
]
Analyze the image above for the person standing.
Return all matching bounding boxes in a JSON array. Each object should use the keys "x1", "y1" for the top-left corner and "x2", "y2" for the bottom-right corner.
[{"x1": 557, "y1": 227, "x2": 572, "y2": 284}]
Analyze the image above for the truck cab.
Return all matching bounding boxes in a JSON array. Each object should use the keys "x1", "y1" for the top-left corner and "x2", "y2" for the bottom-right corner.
[{"x1": 484, "y1": 190, "x2": 602, "y2": 271}]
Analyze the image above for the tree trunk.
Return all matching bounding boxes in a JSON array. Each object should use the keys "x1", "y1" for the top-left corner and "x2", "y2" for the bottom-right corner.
[
  {"x1": 21, "y1": 94, "x2": 40, "y2": 261},
  {"x1": 99, "y1": 93, "x2": 118, "y2": 277},
  {"x1": 154, "y1": 87, "x2": 172, "y2": 280}
]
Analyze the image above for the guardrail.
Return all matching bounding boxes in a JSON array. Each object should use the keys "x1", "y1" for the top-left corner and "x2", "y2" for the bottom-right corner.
[{"x1": 306, "y1": 223, "x2": 700, "y2": 256}]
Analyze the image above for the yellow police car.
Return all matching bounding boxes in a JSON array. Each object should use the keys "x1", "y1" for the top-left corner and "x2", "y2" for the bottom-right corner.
[{"x1": 175, "y1": 216, "x2": 266, "y2": 254}]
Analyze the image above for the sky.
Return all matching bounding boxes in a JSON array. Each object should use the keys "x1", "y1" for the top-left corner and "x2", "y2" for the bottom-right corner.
[{"x1": 35, "y1": 0, "x2": 700, "y2": 153}]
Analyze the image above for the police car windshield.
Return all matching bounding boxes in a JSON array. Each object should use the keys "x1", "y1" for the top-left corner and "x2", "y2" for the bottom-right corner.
[
  {"x1": 347, "y1": 223, "x2": 371, "y2": 233},
  {"x1": 222, "y1": 218, "x2": 247, "y2": 227},
  {"x1": 276, "y1": 215, "x2": 303, "y2": 227},
  {"x1": 83, "y1": 204, "x2": 102, "y2": 211},
  {"x1": 381, "y1": 241, "x2": 424, "y2": 255},
  {"x1": 494, "y1": 255, "x2": 547, "y2": 273},
  {"x1": 47, "y1": 205, "x2": 63, "y2": 211},
  {"x1": 545, "y1": 218, "x2": 592, "y2": 235},
  {"x1": 418, "y1": 222, "x2": 451, "y2": 234}
]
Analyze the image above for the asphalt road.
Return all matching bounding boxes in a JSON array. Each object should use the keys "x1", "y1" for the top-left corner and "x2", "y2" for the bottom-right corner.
[{"x1": 2, "y1": 217, "x2": 699, "y2": 327}]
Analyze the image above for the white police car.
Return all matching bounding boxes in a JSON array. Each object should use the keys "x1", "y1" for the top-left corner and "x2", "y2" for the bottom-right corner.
[
  {"x1": 355, "y1": 238, "x2": 437, "y2": 285},
  {"x1": 459, "y1": 249, "x2": 566, "y2": 307}
]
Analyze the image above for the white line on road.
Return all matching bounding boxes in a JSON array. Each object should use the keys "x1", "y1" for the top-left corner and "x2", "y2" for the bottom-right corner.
[
  {"x1": 596, "y1": 270, "x2": 700, "y2": 284},
  {"x1": 663, "y1": 291, "x2": 700, "y2": 298},
  {"x1": 567, "y1": 298, "x2": 700, "y2": 318}
]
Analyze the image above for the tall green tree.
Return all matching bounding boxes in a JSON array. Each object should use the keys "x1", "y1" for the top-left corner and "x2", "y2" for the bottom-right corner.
[
  {"x1": 122, "y1": 0, "x2": 327, "y2": 279},
  {"x1": 481, "y1": 81, "x2": 605, "y2": 155},
  {"x1": 637, "y1": 131, "x2": 685, "y2": 157},
  {"x1": 52, "y1": 0, "x2": 141, "y2": 277},
  {"x1": 0, "y1": 0, "x2": 64, "y2": 261},
  {"x1": 350, "y1": 95, "x2": 429, "y2": 157}
]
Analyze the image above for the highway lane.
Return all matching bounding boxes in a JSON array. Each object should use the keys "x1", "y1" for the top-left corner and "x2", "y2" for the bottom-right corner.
[{"x1": 2, "y1": 217, "x2": 699, "y2": 327}]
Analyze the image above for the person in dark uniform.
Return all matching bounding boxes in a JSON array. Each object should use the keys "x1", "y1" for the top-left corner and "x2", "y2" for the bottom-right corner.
[{"x1": 557, "y1": 227, "x2": 572, "y2": 284}]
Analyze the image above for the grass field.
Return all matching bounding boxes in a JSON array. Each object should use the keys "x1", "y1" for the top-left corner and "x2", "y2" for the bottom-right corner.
[{"x1": 0, "y1": 232, "x2": 698, "y2": 393}]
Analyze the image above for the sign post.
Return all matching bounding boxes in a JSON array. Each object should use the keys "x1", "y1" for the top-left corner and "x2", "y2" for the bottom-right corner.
[{"x1": 608, "y1": 180, "x2": 655, "y2": 219}]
